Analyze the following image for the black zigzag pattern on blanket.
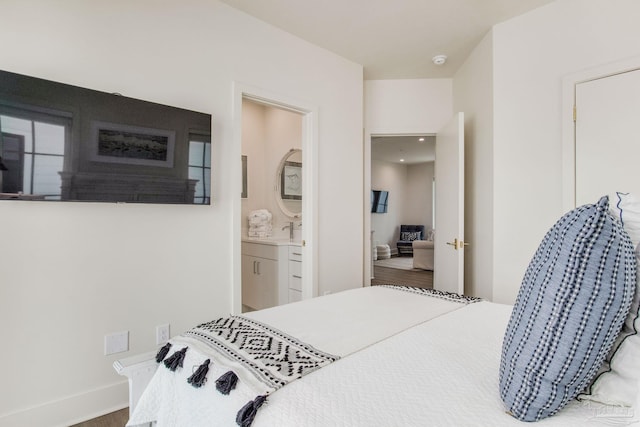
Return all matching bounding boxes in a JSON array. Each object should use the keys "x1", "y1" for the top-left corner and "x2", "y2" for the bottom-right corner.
[
  {"x1": 184, "y1": 316, "x2": 339, "y2": 390},
  {"x1": 380, "y1": 284, "x2": 481, "y2": 304}
]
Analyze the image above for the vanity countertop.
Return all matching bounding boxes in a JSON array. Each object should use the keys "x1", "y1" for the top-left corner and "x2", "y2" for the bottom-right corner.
[{"x1": 242, "y1": 237, "x2": 302, "y2": 247}]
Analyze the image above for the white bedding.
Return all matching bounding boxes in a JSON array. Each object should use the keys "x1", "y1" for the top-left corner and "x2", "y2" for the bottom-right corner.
[
  {"x1": 254, "y1": 302, "x2": 631, "y2": 427},
  {"x1": 129, "y1": 286, "x2": 469, "y2": 426},
  {"x1": 128, "y1": 287, "x2": 634, "y2": 427},
  {"x1": 241, "y1": 285, "x2": 468, "y2": 356}
]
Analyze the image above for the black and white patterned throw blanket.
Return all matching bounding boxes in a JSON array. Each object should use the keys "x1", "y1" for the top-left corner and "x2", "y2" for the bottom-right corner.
[
  {"x1": 156, "y1": 315, "x2": 340, "y2": 426},
  {"x1": 184, "y1": 315, "x2": 339, "y2": 391},
  {"x1": 380, "y1": 285, "x2": 482, "y2": 304}
]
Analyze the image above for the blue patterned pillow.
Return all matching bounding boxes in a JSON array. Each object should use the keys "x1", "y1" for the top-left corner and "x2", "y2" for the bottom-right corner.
[
  {"x1": 499, "y1": 196, "x2": 636, "y2": 421},
  {"x1": 400, "y1": 231, "x2": 421, "y2": 241}
]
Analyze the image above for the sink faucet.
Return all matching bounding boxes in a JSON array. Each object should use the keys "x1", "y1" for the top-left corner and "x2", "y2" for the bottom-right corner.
[{"x1": 282, "y1": 221, "x2": 294, "y2": 241}]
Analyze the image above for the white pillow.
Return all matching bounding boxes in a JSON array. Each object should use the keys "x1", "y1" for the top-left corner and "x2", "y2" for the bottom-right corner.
[
  {"x1": 580, "y1": 193, "x2": 640, "y2": 407},
  {"x1": 426, "y1": 229, "x2": 435, "y2": 241},
  {"x1": 610, "y1": 192, "x2": 640, "y2": 247}
]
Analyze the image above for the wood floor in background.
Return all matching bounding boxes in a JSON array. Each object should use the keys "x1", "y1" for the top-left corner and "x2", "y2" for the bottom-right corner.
[
  {"x1": 371, "y1": 265, "x2": 433, "y2": 288},
  {"x1": 70, "y1": 408, "x2": 128, "y2": 427}
]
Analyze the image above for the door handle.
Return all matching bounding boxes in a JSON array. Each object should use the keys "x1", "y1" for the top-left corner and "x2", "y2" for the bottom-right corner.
[{"x1": 446, "y1": 238, "x2": 470, "y2": 250}]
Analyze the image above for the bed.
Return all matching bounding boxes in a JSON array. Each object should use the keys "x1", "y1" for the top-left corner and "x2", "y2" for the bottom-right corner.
[{"x1": 124, "y1": 194, "x2": 640, "y2": 427}]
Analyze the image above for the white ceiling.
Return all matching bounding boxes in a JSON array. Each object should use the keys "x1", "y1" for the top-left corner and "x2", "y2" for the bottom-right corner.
[
  {"x1": 219, "y1": 0, "x2": 554, "y2": 79},
  {"x1": 372, "y1": 135, "x2": 435, "y2": 165}
]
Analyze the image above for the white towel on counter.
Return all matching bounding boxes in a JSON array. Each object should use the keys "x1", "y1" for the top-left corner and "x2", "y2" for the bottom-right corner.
[{"x1": 248, "y1": 209, "x2": 273, "y2": 237}]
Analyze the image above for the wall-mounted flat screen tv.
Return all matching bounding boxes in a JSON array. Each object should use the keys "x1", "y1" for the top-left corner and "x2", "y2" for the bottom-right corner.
[
  {"x1": 0, "y1": 69, "x2": 211, "y2": 204},
  {"x1": 371, "y1": 190, "x2": 388, "y2": 213}
]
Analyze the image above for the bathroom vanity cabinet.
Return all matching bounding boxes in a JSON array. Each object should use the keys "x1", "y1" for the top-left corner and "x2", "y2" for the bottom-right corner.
[
  {"x1": 241, "y1": 239, "x2": 303, "y2": 310},
  {"x1": 288, "y1": 245, "x2": 303, "y2": 302}
]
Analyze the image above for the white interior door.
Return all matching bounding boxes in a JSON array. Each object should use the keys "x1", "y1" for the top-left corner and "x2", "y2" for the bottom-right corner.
[
  {"x1": 434, "y1": 112, "x2": 465, "y2": 294},
  {"x1": 575, "y1": 68, "x2": 640, "y2": 205}
]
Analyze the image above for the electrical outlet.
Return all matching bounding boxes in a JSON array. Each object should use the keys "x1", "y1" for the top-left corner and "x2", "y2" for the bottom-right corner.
[
  {"x1": 104, "y1": 331, "x2": 129, "y2": 355},
  {"x1": 156, "y1": 324, "x2": 170, "y2": 345}
]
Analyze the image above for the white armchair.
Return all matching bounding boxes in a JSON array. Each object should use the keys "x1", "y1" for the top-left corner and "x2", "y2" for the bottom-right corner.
[{"x1": 412, "y1": 240, "x2": 434, "y2": 270}]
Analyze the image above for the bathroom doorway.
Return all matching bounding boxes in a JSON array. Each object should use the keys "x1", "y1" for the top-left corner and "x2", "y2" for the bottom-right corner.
[
  {"x1": 240, "y1": 99, "x2": 302, "y2": 312},
  {"x1": 232, "y1": 83, "x2": 318, "y2": 314}
]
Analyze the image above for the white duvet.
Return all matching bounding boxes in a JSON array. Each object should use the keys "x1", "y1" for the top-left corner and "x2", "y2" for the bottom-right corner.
[
  {"x1": 129, "y1": 288, "x2": 635, "y2": 427},
  {"x1": 254, "y1": 302, "x2": 634, "y2": 427}
]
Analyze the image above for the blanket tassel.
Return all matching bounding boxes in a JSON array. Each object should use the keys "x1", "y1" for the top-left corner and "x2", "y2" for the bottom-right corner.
[
  {"x1": 163, "y1": 346, "x2": 188, "y2": 371},
  {"x1": 155, "y1": 342, "x2": 172, "y2": 363},
  {"x1": 236, "y1": 395, "x2": 267, "y2": 427},
  {"x1": 187, "y1": 359, "x2": 210, "y2": 388},
  {"x1": 216, "y1": 370, "x2": 238, "y2": 395}
]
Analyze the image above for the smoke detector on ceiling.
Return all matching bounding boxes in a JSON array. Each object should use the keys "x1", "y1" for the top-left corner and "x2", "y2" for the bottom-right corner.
[{"x1": 432, "y1": 55, "x2": 447, "y2": 66}]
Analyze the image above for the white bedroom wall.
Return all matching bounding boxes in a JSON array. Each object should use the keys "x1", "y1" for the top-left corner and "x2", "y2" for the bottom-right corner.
[
  {"x1": 490, "y1": 0, "x2": 640, "y2": 304},
  {"x1": 365, "y1": 79, "x2": 452, "y2": 134},
  {"x1": 0, "y1": 1, "x2": 363, "y2": 425},
  {"x1": 371, "y1": 160, "x2": 407, "y2": 252},
  {"x1": 452, "y1": 31, "x2": 494, "y2": 300},
  {"x1": 404, "y1": 162, "x2": 434, "y2": 230}
]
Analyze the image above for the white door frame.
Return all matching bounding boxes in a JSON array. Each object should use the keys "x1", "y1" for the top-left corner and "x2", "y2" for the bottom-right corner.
[
  {"x1": 562, "y1": 55, "x2": 640, "y2": 211},
  {"x1": 232, "y1": 82, "x2": 319, "y2": 314},
  {"x1": 364, "y1": 130, "x2": 434, "y2": 286}
]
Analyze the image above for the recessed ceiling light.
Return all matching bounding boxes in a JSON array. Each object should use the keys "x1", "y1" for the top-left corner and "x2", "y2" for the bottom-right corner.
[
  {"x1": 432, "y1": 55, "x2": 447, "y2": 66},
  {"x1": 418, "y1": 137, "x2": 425, "y2": 142},
  {"x1": 400, "y1": 159, "x2": 405, "y2": 162}
]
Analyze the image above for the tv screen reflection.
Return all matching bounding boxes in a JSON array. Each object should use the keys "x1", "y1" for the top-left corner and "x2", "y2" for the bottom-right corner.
[{"x1": 0, "y1": 69, "x2": 211, "y2": 204}]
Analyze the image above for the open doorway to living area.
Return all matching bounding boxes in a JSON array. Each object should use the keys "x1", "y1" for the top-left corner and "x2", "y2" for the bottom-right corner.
[{"x1": 370, "y1": 135, "x2": 434, "y2": 288}]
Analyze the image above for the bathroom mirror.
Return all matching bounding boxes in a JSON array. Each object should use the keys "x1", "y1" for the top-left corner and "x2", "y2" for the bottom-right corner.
[{"x1": 275, "y1": 148, "x2": 302, "y2": 218}]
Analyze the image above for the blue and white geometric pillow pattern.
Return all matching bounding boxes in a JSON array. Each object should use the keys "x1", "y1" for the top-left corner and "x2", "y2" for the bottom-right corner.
[
  {"x1": 400, "y1": 231, "x2": 421, "y2": 241},
  {"x1": 499, "y1": 196, "x2": 636, "y2": 421}
]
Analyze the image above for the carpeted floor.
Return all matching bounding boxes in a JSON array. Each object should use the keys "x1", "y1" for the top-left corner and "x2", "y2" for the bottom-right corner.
[
  {"x1": 372, "y1": 256, "x2": 433, "y2": 288},
  {"x1": 374, "y1": 256, "x2": 418, "y2": 270},
  {"x1": 371, "y1": 265, "x2": 433, "y2": 288}
]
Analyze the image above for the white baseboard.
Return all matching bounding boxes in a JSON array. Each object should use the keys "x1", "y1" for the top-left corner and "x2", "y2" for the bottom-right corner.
[{"x1": 0, "y1": 380, "x2": 128, "y2": 427}]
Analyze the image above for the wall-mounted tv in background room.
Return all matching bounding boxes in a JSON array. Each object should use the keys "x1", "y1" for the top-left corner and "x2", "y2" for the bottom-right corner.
[
  {"x1": 371, "y1": 189, "x2": 388, "y2": 213},
  {"x1": 0, "y1": 69, "x2": 212, "y2": 204}
]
